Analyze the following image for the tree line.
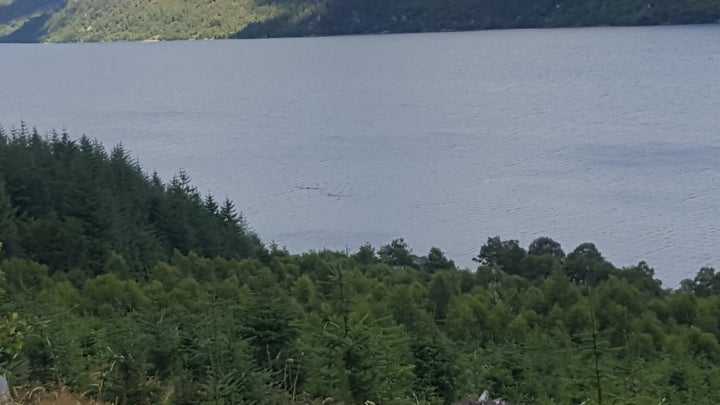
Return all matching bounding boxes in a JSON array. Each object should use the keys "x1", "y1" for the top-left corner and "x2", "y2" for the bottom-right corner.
[
  {"x1": 0, "y1": 122, "x2": 263, "y2": 274},
  {"x1": 2, "y1": 126, "x2": 720, "y2": 404}
]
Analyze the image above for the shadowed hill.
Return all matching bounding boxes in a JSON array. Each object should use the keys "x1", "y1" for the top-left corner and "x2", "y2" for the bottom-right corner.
[
  {"x1": 0, "y1": 0, "x2": 65, "y2": 43},
  {"x1": 0, "y1": 12, "x2": 51, "y2": 43},
  {"x1": 234, "y1": 0, "x2": 720, "y2": 38},
  {"x1": 0, "y1": 0, "x2": 719, "y2": 42},
  {"x1": 0, "y1": 0, "x2": 65, "y2": 25}
]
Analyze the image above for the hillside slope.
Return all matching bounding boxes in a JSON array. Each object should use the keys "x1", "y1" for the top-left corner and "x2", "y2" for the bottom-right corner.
[
  {"x1": 0, "y1": 0, "x2": 719, "y2": 42},
  {"x1": 3, "y1": 128, "x2": 720, "y2": 404},
  {"x1": 0, "y1": 123, "x2": 263, "y2": 275}
]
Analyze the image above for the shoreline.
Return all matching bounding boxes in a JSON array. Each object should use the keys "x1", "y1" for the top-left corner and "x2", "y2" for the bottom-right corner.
[{"x1": 1, "y1": 20, "x2": 718, "y2": 45}]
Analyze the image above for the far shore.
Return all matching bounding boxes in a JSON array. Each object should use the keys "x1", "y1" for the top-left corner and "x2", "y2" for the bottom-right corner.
[{"x1": 5, "y1": 20, "x2": 719, "y2": 45}]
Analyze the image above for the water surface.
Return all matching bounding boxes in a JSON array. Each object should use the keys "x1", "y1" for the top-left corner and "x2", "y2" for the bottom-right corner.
[{"x1": 1, "y1": 25, "x2": 719, "y2": 285}]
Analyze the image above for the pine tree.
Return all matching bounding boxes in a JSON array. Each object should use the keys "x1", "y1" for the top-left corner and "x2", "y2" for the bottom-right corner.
[{"x1": 0, "y1": 181, "x2": 19, "y2": 257}]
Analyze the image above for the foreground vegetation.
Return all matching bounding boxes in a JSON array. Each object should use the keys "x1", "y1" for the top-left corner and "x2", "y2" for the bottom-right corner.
[
  {"x1": 2, "y1": 126, "x2": 720, "y2": 404},
  {"x1": 1, "y1": 0, "x2": 719, "y2": 42}
]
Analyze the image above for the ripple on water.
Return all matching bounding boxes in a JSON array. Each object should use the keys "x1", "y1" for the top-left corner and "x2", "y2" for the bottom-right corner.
[{"x1": 2, "y1": 26, "x2": 720, "y2": 285}]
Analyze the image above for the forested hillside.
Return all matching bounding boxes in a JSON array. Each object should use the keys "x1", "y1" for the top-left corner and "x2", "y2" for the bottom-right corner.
[
  {"x1": 0, "y1": 123, "x2": 262, "y2": 274},
  {"x1": 2, "y1": 126, "x2": 720, "y2": 403},
  {"x1": 0, "y1": 0, "x2": 719, "y2": 42}
]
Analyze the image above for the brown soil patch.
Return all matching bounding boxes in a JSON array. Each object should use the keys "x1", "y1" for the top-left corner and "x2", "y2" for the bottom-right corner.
[{"x1": 12, "y1": 387, "x2": 99, "y2": 405}]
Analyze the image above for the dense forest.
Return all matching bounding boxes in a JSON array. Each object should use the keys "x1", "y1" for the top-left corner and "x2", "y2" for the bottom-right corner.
[
  {"x1": 0, "y1": 0, "x2": 719, "y2": 42},
  {"x1": 2, "y1": 125, "x2": 720, "y2": 404}
]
